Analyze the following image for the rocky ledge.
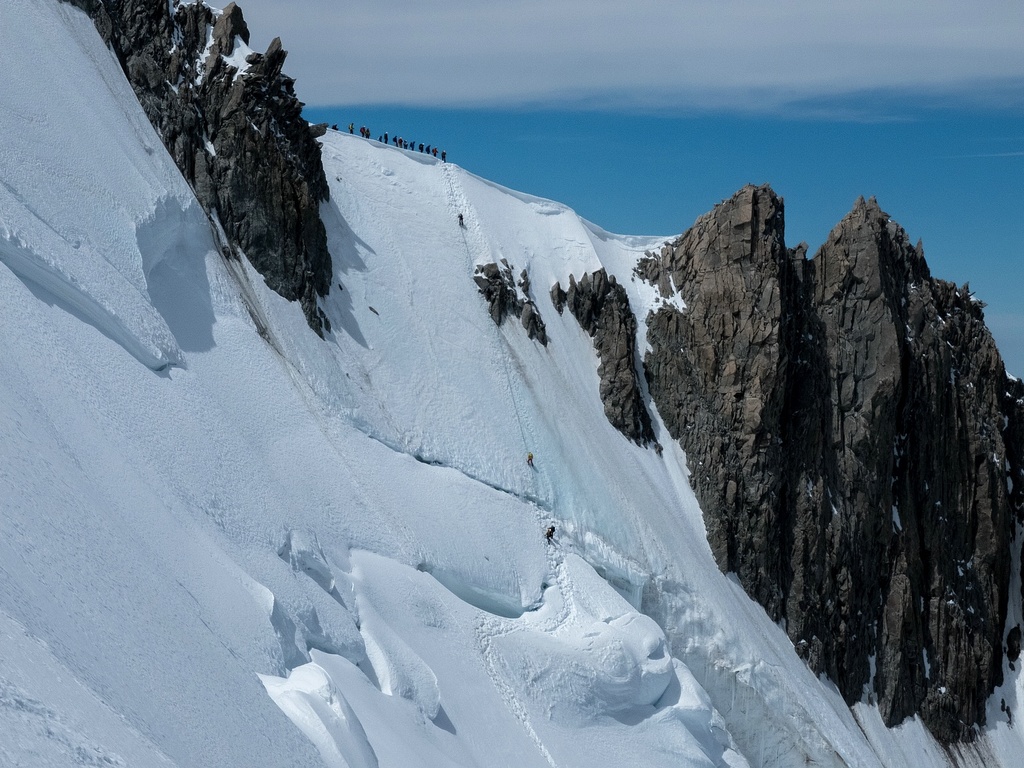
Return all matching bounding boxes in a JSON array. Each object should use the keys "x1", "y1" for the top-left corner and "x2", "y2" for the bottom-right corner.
[
  {"x1": 473, "y1": 260, "x2": 548, "y2": 345},
  {"x1": 552, "y1": 269, "x2": 654, "y2": 446}
]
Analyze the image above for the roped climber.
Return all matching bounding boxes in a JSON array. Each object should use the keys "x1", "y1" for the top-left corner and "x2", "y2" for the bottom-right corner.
[
  {"x1": 545, "y1": 525, "x2": 555, "y2": 543},
  {"x1": 527, "y1": 452, "x2": 534, "y2": 467},
  {"x1": 458, "y1": 213, "x2": 465, "y2": 227}
]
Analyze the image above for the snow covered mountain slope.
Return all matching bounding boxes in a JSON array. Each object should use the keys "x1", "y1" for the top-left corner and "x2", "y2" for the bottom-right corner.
[
  {"x1": 0, "y1": 1, "x2": 189, "y2": 371},
  {"x1": 1, "y1": 2, "x2": 1021, "y2": 766}
]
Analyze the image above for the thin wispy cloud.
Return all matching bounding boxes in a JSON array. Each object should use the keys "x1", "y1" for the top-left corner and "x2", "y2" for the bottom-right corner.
[{"x1": 235, "y1": 0, "x2": 1024, "y2": 114}]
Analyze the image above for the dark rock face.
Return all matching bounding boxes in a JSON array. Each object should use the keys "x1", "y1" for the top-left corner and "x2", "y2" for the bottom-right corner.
[
  {"x1": 1006, "y1": 375, "x2": 1024, "y2": 667},
  {"x1": 643, "y1": 184, "x2": 1023, "y2": 742},
  {"x1": 63, "y1": 0, "x2": 333, "y2": 334},
  {"x1": 552, "y1": 270, "x2": 654, "y2": 445},
  {"x1": 473, "y1": 261, "x2": 548, "y2": 345},
  {"x1": 642, "y1": 186, "x2": 796, "y2": 614}
]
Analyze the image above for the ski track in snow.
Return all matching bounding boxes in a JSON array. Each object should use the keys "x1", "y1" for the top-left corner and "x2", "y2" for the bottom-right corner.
[
  {"x1": 366, "y1": 158, "x2": 577, "y2": 761},
  {"x1": 474, "y1": 549, "x2": 571, "y2": 768},
  {"x1": 438, "y1": 161, "x2": 554, "y2": 510},
  {"x1": 441, "y1": 162, "x2": 535, "y2": 458}
]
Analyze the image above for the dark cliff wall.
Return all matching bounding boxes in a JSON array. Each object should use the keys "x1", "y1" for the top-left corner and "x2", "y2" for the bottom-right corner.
[
  {"x1": 64, "y1": 0, "x2": 333, "y2": 334},
  {"x1": 643, "y1": 184, "x2": 1023, "y2": 742},
  {"x1": 552, "y1": 269, "x2": 654, "y2": 446},
  {"x1": 642, "y1": 186, "x2": 797, "y2": 613}
]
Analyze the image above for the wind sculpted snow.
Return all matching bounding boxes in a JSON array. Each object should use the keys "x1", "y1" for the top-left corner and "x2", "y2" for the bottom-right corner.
[{"x1": 0, "y1": 1, "x2": 214, "y2": 370}]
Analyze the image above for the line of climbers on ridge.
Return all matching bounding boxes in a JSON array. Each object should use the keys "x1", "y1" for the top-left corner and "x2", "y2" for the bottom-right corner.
[{"x1": 332, "y1": 123, "x2": 447, "y2": 161}]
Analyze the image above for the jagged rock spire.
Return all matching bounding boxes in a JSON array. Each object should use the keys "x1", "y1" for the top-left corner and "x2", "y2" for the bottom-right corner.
[
  {"x1": 63, "y1": 0, "x2": 333, "y2": 335},
  {"x1": 642, "y1": 185, "x2": 1022, "y2": 742}
]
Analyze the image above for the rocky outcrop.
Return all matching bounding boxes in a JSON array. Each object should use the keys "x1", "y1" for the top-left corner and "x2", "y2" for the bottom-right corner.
[
  {"x1": 642, "y1": 186, "x2": 797, "y2": 614},
  {"x1": 63, "y1": 0, "x2": 333, "y2": 334},
  {"x1": 473, "y1": 261, "x2": 548, "y2": 345},
  {"x1": 643, "y1": 184, "x2": 1023, "y2": 742},
  {"x1": 552, "y1": 270, "x2": 654, "y2": 445},
  {"x1": 1006, "y1": 375, "x2": 1024, "y2": 655}
]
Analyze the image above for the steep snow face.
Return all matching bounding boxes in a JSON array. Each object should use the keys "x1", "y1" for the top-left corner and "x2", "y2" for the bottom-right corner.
[
  {"x1": 0, "y1": 0, "x2": 202, "y2": 370},
  {"x1": 1, "y1": 2, "x2": 1022, "y2": 766},
  {"x1": 306, "y1": 133, "x2": 890, "y2": 768}
]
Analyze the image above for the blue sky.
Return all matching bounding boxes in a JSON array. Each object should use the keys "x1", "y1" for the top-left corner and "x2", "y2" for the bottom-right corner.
[{"x1": 238, "y1": 0, "x2": 1023, "y2": 375}]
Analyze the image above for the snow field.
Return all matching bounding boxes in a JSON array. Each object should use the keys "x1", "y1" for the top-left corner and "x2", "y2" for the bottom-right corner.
[
  {"x1": 2, "y1": 1, "x2": 1023, "y2": 764},
  {"x1": 0, "y1": 0, "x2": 200, "y2": 370}
]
